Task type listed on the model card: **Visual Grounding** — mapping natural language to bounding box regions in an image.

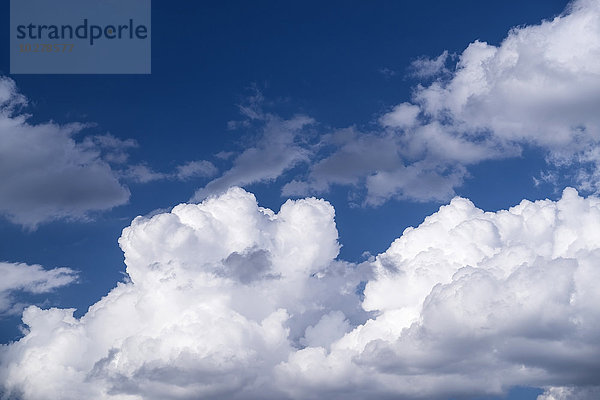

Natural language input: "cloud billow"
[0,77,219,228]
[0,77,130,228]
[205,0,600,206]
[1,187,600,399]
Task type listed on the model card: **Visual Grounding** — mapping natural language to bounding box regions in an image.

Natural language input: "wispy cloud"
[378,67,397,78]
[192,93,315,201]
[0,261,78,316]
[408,50,450,78]
[121,160,219,184]
[121,164,169,183]
[175,160,218,180]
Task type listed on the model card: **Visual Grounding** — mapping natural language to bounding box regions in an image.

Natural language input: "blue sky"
[2,1,600,399]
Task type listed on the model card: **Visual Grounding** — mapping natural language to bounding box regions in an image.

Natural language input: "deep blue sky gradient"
[0,2,572,398]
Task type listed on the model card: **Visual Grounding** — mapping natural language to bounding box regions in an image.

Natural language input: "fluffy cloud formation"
[0,188,368,400]
[0,262,78,316]
[2,187,600,399]
[404,0,600,191]
[0,77,130,228]
[276,187,600,399]
[412,0,600,148]
[271,0,600,204]
[0,77,219,227]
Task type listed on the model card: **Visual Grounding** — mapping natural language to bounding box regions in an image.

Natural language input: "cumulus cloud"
[391,0,600,197]
[2,187,600,399]
[0,77,217,227]
[0,187,368,400]
[276,0,600,204]
[275,187,600,399]
[0,262,78,316]
[411,1,600,149]
[0,77,131,228]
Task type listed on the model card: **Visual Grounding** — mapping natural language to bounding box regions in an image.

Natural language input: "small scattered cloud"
[121,164,169,183]
[227,86,267,130]
[215,150,235,160]
[0,261,78,316]
[82,133,139,164]
[408,50,450,78]
[192,92,315,201]
[175,160,218,180]
[378,67,397,78]
[122,161,219,184]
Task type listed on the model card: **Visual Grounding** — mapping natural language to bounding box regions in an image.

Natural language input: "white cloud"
[121,160,219,183]
[300,311,351,350]
[277,187,600,399]
[175,160,218,180]
[0,188,368,400]
[192,114,314,201]
[399,0,600,195]
[82,133,139,164]
[379,102,420,129]
[2,187,600,399]
[0,77,219,227]
[363,160,467,205]
[408,50,450,78]
[378,67,397,78]
[0,78,26,110]
[0,262,78,316]
[538,387,600,400]
[278,0,600,204]
[0,77,130,228]
[282,128,403,197]
[283,121,509,204]
[411,6,600,149]
[121,164,169,183]
[215,150,235,160]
